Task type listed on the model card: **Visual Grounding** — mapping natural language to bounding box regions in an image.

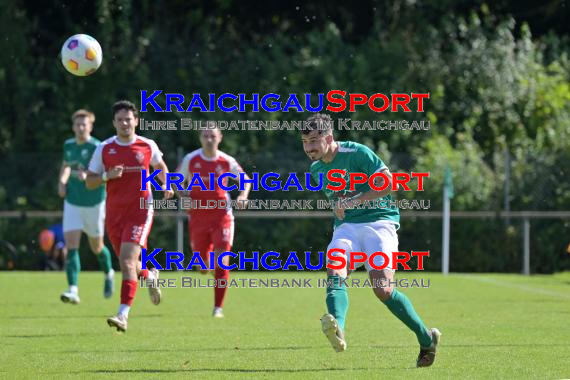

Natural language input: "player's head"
[38,229,55,253]
[112,100,138,139]
[200,121,222,152]
[71,109,95,142]
[301,113,334,161]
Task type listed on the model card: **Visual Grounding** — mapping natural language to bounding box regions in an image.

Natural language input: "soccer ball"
[60,34,103,76]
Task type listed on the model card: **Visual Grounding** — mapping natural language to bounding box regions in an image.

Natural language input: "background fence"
[1,149,569,273]
[1,0,569,274]
[1,207,569,274]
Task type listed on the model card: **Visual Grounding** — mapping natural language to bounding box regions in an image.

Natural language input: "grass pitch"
[1,271,569,379]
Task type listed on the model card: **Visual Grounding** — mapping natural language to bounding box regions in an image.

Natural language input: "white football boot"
[320,313,347,352]
[107,314,128,332]
[212,307,224,318]
[60,291,80,304]
[147,268,161,305]
[104,269,115,299]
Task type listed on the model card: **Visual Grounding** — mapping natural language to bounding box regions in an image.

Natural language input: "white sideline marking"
[457,275,570,300]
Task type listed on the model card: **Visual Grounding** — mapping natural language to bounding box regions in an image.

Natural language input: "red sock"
[214,266,229,308]
[120,280,138,306]
[139,269,149,279]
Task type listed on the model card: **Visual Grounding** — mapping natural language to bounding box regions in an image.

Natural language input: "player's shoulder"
[95,137,119,154]
[217,150,238,163]
[338,140,368,153]
[88,136,102,145]
[64,137,75,145]
[309,160,323,173]
[98,136,118,149]
[182,148,203,163]
[135,135,159,148]
[100,136,117,145]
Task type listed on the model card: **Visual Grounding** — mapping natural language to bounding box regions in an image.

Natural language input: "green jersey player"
[58,109,114,304]
[302,113,441,368]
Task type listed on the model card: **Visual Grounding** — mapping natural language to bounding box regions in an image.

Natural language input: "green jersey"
[63,137,105,207]
[309,141,400,228]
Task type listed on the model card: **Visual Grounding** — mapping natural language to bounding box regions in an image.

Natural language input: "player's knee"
[90,242,104,254]
[373,285,393,301]
[327,268,347,277]
[119,255,136,270]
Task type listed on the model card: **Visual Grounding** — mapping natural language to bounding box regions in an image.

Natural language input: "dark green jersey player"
[309,140,400,228]
[62,136,105,207]
[58,109,114,305]
[301,113,441,368]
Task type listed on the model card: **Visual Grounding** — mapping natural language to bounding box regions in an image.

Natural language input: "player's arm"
[151,159,174,199]
[347,167,392,205]
[351,145,393,204]
[333,146,392,220]
[85,166,124,189]
[174,155,191,198]
[146,141,174,199]
[58,162,71,198]
[175,175,188,198]
[85,143,123,189]
[333,168,392,220]
[230,158,251,209]
[234,173,252,209]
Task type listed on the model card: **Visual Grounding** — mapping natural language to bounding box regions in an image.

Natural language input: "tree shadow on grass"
[80,366,423,374]
[370,343,570,348]
[3,332,97,338]
[2,314,163,320]
[48,346,319,354]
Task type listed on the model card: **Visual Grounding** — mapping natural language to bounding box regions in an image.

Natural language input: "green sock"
[66,249,80,286]
[325,275,349,331]
[382,288,432,347]
[96,245,112,274]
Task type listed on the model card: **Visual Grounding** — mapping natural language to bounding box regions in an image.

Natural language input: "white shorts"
[63,200,105,237]
[326,220,399,272]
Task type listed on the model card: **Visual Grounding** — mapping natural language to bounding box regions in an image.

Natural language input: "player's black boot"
[416,328,441,367]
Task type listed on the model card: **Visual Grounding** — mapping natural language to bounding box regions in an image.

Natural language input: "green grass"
[1,271,569,379]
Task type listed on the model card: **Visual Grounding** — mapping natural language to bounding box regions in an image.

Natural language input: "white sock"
[69,285,78,294]
[106,269,114,280]
[118,304,130,318]
[147,269,156,281]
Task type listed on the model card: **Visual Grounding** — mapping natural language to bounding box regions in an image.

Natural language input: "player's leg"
[61,230,82,303]
[189,220,214,275]
[83,202,114,298]
[107,241,159,331]
[54,246,67,270]
[363,222,441,367]
[212,249,228,318]
[211,218,233,318]
[61,201,82,304]
[132,210,161,305]
[369,269,441,366]
[87,236,114,298]
[321,223,359,352]
[135,259,160,305]
[107,211,159,332]
[107,242,140,331]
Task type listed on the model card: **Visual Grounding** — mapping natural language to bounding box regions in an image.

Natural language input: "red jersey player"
[178,124,252,318]
[86,100,174,332]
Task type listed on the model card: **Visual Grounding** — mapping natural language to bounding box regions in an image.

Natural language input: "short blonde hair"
[71,109,95,123]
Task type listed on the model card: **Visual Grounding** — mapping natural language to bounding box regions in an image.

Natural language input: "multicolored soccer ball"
[60,34,103,76]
